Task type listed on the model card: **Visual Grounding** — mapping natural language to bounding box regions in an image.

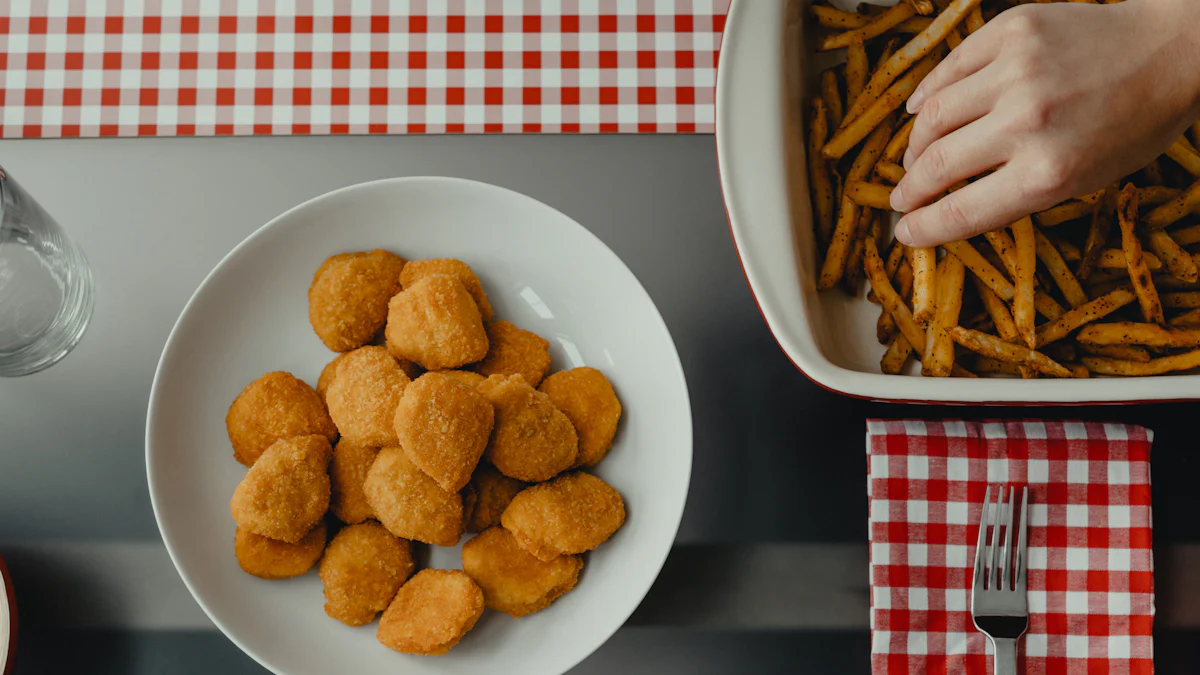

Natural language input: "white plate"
[146,177,692,675]
[716,0,1199,404]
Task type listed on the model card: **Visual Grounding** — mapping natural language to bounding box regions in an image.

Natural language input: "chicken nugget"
[320,521,415,626]
[501,472,625,561]
[234,521,327,580]
[377,569,484,656]
[395,372,494,492]
[434,369,487,389]
[308,249,407,352]
[230,435,332,543]
[330,438,379,524]
[538,367,622,467]
[461,526,582,617]
[462,465,525,533]
[478,375,577,482]
[363,447,463,546]
[400,258,494,321]
[315,353,350,406]
[385,275,489,370]
[226,371,337,466]
[325,346,410,446]
[473,321,552,386]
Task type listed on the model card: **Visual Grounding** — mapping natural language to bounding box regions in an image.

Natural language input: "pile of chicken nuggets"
[225,250,626,656]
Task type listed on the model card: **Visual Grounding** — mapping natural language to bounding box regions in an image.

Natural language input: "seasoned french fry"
[819,118,895,290]
[842,208,875,295]
[1045,233,1081,262]
[846,41,869,110]
[823,49,942,160]
[951,364,978,378]
[1080,344,1153,363]
[1033,227,1088,308]
[1034,199,1093,227]
[1137,185,1181,206]
[1011,218,1038,346]
[819,0,933,51]
[845,0,983,124]
[1068,364,1091,378]
[948,327,1073,378]
[1077,186,1117,281]
[923,254,965,377]
[942,240,1015,301]
[878,258,914,343]
[971,356,1023,377]
[1084,349,1200,376]
[965,4,984,32]
[1077,321,1200,348]
[1146,230,1199,283]
[821,69,844,130]
[1034,288,1137,346]
[911,246,938,326]
[1097,248,1163,271]
[865,231,926,352]
[944,24,964,50]
[881,333,914,374]
[1142,157,1165,185]
[1145,178,1200,231]
[844,180,894,209]
[1171,223,1200,246]
[973,276,1032,377]
[1118,184,1164,323]
[884,239,907,279]
[1165,137,1200,177]
[811,5,871,29]
[1040,341,1077,364]
[875,161,907,184]
[807,99,836,250]
[1169,307,1200,326]
[1162,292,1200,309]
[882,116,916,164]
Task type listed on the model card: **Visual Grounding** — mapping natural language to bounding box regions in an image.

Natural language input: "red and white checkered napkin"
[866,420,1155,675]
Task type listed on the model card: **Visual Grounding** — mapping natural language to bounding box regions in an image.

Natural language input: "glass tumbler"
[0,167,94,376]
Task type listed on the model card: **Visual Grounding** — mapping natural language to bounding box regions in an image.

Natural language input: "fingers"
[894,115,1010,213]
[903,65,1003,170]
[894,168,1035,247]
[906,19,1005,114]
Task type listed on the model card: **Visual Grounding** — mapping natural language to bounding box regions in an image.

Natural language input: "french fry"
[875,161,907,184]
[844,0,984,124]
[971,356,1023,377]
[819,0,934,51]
[881,333,914,374]
[1137,185,1181,206]
[1077,321,1200,348]
[1171,223,1200,246]
[878,258,914,343]
[944,24,964,50]
[1040,341,1077,364]
[846,41,869,109]
[819,118,895,291]
[1118,183,1164,323]
[1080,344,1153,363]
[1142,157,1165,185]
[1145,178,1200,231]
[844,180,895,209]
[948,327,1073,378]
[823,49,943,160]
[1068,364,1091,378]
[951,364,978,378]
[821,69,844,129]
[1034,199,1093,227]
[1077,186,1116,281]
[1169,307,1200,326]
[1162,292,1200,309]
[942,240,1015,301]
[1045,232,1081,262]
[1097,248,1163,271]
[842,208,876,295]
[1166,136,1200,177]
[865,230,926,352]
[1011,218,1037,346]
[884,239,907,279]
[1084,349,1200,376]
[808,99,836,250]
[986,227,1067,320]
[810,5,871,29]
[972,276,1033,377]
[882,116,916,164]
[911,246,938,326]
[1034,288,1137,346]
[923,254,965,377]
[1033,227,1088,308]
[1146,230,1199,283]
[965,4,985,32]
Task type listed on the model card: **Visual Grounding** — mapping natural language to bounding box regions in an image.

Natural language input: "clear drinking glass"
[0,167,94,376]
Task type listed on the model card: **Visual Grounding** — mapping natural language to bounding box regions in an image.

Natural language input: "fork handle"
[990,637,1018,675]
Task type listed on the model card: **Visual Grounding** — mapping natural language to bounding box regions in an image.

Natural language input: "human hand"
[891,0,1200,247]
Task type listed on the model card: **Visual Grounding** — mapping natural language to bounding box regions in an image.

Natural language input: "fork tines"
[974,484,1029,593]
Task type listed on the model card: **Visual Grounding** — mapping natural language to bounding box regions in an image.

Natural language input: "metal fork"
[971,485,1029,675]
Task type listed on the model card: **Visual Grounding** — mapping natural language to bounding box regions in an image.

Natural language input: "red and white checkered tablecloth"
[867,420,1155,675]
[0,0,729,138]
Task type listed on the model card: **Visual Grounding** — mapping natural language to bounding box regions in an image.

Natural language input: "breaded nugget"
[225,371,337,466]
[395,372,494,492]
[478,375,577,482]
[473,321,552,386]
[325,346,410,446]
[363,447,463,546]
[230,435,332,543]
[462,465,525,533]
[329,438,379,524]
[385,275,489,370]
[377,569,485,656]
[501,472,625,561]
[434,369,487,389]
[538,367,622,467]
[308,249,406,352]
[320,521,415,626]
[461,526,582,617]
[315,353,350,406]
[400,258,494,321]
[234,521,327,580]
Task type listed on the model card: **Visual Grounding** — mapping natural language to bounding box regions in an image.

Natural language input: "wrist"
[1134,0,1200,116]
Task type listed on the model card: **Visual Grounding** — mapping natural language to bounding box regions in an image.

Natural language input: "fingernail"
[906,85,925,114]
[902,147,915,170]
[890,183,905,212]
[895,219,913,246]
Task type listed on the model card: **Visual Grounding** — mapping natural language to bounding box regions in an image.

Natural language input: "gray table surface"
[1,134,1199,674]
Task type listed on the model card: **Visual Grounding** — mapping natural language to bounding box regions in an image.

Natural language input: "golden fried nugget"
[325,346,410,446]
[230,435,332,543]
[400,258,494,321]
[538,367,622,467]
[478,375,578,482]
[363,447,463,546]
[320,521,415,626]
[308,249,407,352]
[461,527,582,617]
[462,465,525,533]
[434,370,487,389]
[234,521,327,580]
[385,275,489,370]
[473,321,553,386]
[330,438,380,524]
[313,252,361,284]
[501,472,625,561]
[377,569,484,656]
[395,373,494,493]
[315,352,350,405]
[225,371,337,466]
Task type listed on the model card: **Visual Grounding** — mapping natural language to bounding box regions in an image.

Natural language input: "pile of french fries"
[807,0,1200,378]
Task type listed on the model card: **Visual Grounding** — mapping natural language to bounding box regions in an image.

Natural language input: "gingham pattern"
[0,0,728,138]
[867,420,1155,675]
